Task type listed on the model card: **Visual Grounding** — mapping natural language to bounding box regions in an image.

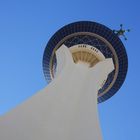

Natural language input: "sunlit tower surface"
[0,21,128,140]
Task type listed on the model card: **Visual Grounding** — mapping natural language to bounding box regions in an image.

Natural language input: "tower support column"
[0,45,114,140]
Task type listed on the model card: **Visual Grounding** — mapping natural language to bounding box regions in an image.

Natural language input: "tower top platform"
[43,21,128,103]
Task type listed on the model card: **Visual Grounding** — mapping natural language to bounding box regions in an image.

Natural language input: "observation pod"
[43,21,128,103]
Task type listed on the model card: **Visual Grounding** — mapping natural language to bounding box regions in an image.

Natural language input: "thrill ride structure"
[0,21,128,140]
[113,24,130,40]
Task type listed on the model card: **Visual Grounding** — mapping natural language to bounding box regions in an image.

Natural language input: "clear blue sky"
[0,0,139,139]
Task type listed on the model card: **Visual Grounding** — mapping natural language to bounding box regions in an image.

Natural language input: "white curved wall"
[0,45,114,140]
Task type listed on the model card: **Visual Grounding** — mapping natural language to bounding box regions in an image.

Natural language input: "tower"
[0,21,128,140]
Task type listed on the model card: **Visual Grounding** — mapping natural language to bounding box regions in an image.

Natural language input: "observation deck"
[43,21,128,103]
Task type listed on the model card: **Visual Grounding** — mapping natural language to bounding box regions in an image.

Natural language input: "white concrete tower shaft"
[0,45,114,140]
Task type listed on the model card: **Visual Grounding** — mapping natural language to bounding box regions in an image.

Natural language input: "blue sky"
[0,0,140,139]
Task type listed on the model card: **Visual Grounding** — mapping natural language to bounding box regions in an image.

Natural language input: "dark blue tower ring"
[43,21,128,103]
